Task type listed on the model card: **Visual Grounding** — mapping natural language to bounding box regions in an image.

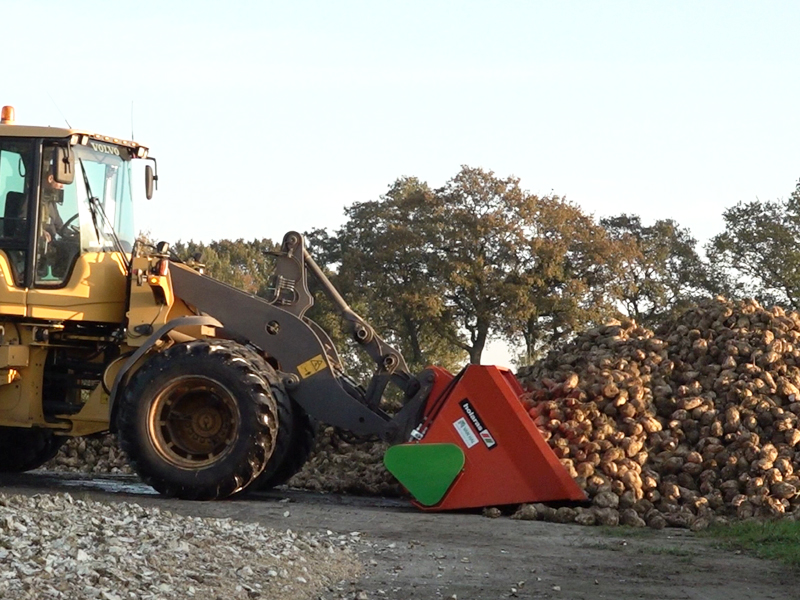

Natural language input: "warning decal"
[453,417,479,448]
[297,354,328,379]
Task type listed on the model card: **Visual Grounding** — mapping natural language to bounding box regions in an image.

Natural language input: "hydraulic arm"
[170,232,435,442]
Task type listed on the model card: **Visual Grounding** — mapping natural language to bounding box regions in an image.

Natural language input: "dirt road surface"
[2,472,798,600]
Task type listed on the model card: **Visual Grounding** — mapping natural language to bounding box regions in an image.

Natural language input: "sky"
[4,0,800,365]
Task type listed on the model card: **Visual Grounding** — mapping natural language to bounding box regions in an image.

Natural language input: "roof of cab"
[0,123,148,156]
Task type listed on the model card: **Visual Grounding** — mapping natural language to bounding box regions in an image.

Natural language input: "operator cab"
[0,106,156,322]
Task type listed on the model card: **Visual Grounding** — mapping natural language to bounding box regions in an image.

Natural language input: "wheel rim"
[147,375,240,469]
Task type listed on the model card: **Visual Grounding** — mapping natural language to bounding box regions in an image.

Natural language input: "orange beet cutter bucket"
[384,365,587,511]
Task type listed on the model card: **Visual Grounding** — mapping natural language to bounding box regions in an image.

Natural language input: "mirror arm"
[144,156,159,200]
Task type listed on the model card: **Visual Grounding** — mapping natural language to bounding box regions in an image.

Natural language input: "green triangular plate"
[384,443,465,506]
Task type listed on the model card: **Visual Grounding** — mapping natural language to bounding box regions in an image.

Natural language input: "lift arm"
[170,232,433,442]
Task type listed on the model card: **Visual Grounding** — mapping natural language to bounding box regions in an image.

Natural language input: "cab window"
[0,140,33,284]
[35,146,81,286]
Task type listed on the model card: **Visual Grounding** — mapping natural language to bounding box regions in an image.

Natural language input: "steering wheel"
[58,213,80,239]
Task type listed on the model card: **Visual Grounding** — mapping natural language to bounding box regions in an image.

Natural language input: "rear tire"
[116,339,278,500]
[0,427,65,472]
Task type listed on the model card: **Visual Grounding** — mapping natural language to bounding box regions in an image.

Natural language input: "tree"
[505,197,618,363]
[324,166,617,367]
[601,214,713,326]
[312,178,465,374]
[707,180,800,307]
[426,166,540,364]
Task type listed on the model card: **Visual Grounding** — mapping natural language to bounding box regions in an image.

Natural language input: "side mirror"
[145,165,154,200]
[53,146,74,185]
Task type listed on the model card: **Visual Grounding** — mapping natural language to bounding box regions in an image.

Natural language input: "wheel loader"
[0,106,585,508]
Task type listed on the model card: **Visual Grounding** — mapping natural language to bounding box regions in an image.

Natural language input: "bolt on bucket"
[384,365,587,511]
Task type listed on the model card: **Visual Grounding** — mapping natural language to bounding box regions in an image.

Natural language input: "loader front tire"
[252,397,316,490]
[0,427,65,472]
[116,340,278,500]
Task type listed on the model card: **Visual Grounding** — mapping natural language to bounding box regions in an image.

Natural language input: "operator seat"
[3,191,27,238]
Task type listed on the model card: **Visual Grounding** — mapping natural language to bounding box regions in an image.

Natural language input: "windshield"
[72,145,135,253]
[34,142,137,286]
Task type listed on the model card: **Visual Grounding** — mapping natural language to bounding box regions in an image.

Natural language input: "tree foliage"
[707,180,800,307]
[311,178,465,374]
[601,214,714,327]
[488,190,617,364]
[171,238,278,296]
[149,166,778,377]
[428,166,540,364]
[320,166,619,367]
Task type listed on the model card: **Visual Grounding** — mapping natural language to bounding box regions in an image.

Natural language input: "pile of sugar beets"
[511,296,800,529]
[47,297,800,529]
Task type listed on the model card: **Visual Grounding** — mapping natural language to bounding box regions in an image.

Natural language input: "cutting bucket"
[384,365,586,511]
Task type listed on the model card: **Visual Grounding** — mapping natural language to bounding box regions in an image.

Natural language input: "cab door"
[0,139,32,316]
[26,145,127,324]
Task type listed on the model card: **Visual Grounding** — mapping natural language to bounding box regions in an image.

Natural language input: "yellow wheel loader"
[0,106,585,508]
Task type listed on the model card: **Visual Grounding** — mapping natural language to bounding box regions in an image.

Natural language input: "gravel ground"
[0,492,361,600]
[3,474,800,600]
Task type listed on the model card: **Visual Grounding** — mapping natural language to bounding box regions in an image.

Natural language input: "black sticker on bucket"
[459,399,497,449]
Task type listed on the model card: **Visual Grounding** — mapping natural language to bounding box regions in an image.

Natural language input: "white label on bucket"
[453,417,479,448]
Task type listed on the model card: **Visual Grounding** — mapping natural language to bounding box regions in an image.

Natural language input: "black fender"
[107,315,223,431]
